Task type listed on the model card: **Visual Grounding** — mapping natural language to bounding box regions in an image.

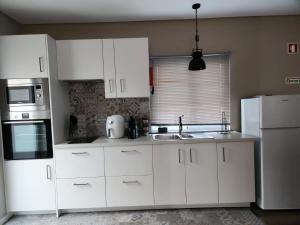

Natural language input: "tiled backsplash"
[69,81,150,138]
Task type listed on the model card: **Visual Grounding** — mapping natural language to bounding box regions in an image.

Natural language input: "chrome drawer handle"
[122,180,139,184]
[121,150,138,153]
[72,152,88,155]
[73,183,89,186]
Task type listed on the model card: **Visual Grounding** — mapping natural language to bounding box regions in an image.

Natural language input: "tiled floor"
[5,208,263,225]
[251,206,300,225]
[5,207,300,225]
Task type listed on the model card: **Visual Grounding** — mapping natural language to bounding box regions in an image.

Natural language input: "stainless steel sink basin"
[180,133,194,139]
[152,133,214,140]
[180,133,214,139]
[152,134,181,140]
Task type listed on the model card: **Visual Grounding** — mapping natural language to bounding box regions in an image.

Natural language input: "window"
[150,54,230,132]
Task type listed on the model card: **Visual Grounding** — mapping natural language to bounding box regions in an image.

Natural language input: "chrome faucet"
[178,115,184,135]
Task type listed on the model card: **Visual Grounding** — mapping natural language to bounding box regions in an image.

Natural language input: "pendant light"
[189,3,206,71]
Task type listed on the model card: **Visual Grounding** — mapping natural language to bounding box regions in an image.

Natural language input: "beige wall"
[19,16,300,130]
[0,12,19,35]
[0,11,19,220]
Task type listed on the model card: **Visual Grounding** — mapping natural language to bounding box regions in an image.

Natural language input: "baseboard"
[60,203,251,215]
[0,213,13,225]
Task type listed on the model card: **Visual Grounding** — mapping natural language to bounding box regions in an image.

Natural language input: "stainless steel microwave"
[0,78,50,120]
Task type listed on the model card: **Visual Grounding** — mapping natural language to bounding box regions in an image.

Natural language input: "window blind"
[150,54,230,125]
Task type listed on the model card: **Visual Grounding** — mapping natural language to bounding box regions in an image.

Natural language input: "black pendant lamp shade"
[189,3,206,71]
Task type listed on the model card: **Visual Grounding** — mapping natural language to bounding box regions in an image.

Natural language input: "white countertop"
[54,132,258,149]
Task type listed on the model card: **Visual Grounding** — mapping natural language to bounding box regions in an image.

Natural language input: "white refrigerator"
[241,94,300,209]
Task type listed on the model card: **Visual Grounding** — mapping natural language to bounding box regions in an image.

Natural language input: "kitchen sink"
[152,134,181,140]
[152,133,214,140]
[180,133,214,139]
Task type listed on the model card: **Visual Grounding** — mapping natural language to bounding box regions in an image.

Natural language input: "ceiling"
[0,0,300,24]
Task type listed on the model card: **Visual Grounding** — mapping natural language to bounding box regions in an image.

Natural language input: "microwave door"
[6,86,35,105]
[2,120,53,160]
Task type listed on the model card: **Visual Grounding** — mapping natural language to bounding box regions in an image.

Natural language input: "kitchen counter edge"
[54,132,257,149]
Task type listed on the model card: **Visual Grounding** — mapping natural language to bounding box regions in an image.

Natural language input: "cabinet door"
[217,142,255,204]
[4,159,55,212]
[185,143,218,204]
[153,144,186,205]
[0,35,48,79]
[103,39,117,98]
[57,39,103,80]
[114,38,150,98]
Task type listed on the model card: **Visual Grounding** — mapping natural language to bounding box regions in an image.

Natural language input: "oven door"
[6,85,35,105]
[2,119,53,160]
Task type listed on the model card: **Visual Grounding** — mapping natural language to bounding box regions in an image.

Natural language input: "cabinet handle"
[178,149,181,164]
[190,147,193,163]
[73,183,89,186]
[72,152,88,155]
[109,79,114,93]
[39,57,45,72]
[120,79,126,92]
[222,147,226,162]
[46,165,51,180]
[122,180,139,184]
[121,150,138,153]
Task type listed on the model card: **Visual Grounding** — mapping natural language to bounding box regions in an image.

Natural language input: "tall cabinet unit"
[103,38,150,98]
[0,34,49,79]
[0,34,61,214]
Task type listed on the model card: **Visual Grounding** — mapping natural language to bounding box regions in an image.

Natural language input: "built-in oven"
[2,119,53,160]
[0,78,50,120]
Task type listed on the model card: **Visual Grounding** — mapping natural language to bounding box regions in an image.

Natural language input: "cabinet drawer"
[104,145,152,176]
[55,147,104,178]
[57,177,106,209]
[106,175,154,207]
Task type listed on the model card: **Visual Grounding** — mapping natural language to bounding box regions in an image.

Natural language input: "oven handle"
[3,120,45,125]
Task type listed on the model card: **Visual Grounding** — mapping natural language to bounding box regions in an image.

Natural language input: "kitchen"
[0,1,300,225]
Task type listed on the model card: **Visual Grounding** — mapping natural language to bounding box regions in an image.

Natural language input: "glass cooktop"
[68,137,98,144]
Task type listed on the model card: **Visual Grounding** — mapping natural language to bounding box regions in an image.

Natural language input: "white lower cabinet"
[53,141,255,212]
[153,144,186,205]
[106,175,154,207]
[217,142,255,204]
[57,177,106,209]
[185,143,219,204]
[4,159,55,212]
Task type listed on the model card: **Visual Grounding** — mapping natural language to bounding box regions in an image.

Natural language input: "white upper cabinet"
[184,143,219,205]
[103,38,150,98]
[153,144,186,205]
[217,142,255,204]
[56,39,104,80]
[103,39,117,98]
[0,34,49,79]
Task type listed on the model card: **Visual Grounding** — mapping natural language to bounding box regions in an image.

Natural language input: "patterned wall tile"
[69,81,150,138]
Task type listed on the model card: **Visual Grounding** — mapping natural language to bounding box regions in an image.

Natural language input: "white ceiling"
[0,0,300,24]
